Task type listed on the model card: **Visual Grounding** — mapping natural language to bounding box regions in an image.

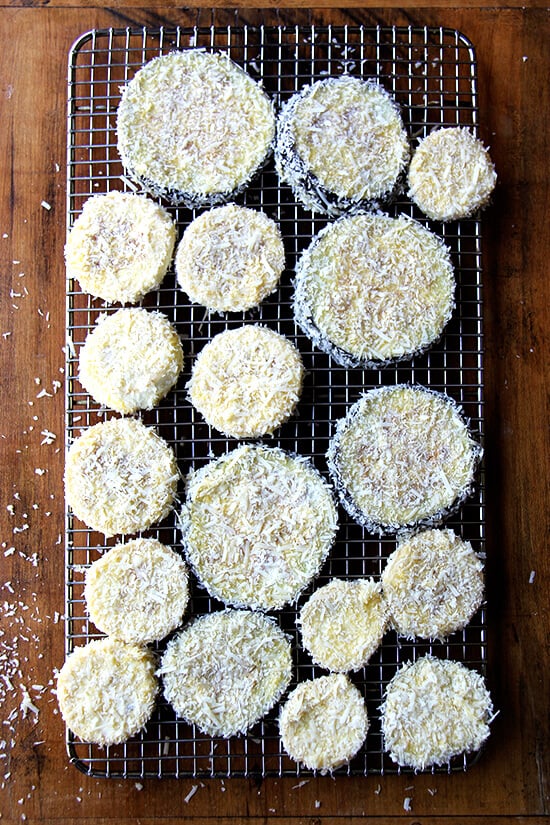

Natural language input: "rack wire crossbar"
[65,23,486,779]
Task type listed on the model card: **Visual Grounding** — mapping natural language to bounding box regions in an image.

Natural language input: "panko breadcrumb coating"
[382,528,484,639]
[381,655,494,769]
[117,50,275,207]
[187,325,304,438]
[279,673,369,773]
[327,385,482,535]
[276,76,409,216]
[408,127,497,221]
[78,308,183,414]
[180,444,338,611]
[85,538,189,644]
[56,637,158,745]
[65,417,179,537]
[160,609,292,737]
[65,191,176,304]
[294,212,455,367]
[299,578,388,672]
[175,204,285,312]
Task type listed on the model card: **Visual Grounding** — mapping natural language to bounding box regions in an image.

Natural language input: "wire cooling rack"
[65,24,486,778]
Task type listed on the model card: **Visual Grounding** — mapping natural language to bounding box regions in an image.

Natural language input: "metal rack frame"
[65,23,486,778]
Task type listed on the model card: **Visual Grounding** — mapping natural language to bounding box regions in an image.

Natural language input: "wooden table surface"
[0,2,548,823]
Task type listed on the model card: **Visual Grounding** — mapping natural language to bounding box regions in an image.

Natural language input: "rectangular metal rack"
[65,23,486,778]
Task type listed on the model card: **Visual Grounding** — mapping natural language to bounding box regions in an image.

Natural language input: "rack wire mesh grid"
[65,24,486,779]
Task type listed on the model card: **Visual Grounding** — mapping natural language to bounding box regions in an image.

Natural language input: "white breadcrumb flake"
[294,212,455,368]
[64,417,178,537]
[180,444,338,610]
[13,524,30,533]
[381,655,494,769]
[175,204,285,312]
[65,191,176,304]
[117,50,275,207]
[187,325,304,438]
[299,578,388,671]
[279,673,369,773]
[529,570,536,584]
[19,687,40,719]
[327,385,482,534]
[408,127,497,221]
[382,528,484,639]
[40,200,52,211]
[183,785,199,804]
[160,610,292,738]
[78,308,183,414]
[85,538,189,645]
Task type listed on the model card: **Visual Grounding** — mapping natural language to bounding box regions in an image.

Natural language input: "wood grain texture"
[1,0,549,8]
[0,5,548,823]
